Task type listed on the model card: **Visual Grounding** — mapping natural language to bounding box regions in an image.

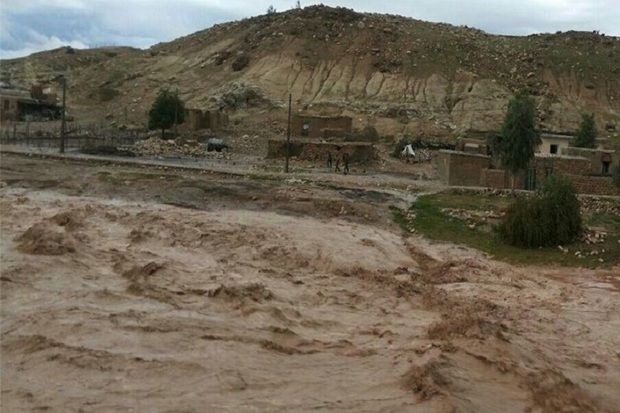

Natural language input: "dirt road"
[1,153,619,412]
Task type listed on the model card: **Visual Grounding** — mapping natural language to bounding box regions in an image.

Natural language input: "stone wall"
[267,139,377,163]
[479,164,619,196]
[565,174,620,196]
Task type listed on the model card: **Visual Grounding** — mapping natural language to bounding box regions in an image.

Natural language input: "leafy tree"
[574,113,597,148]
[498,175,582,248]
[148,89,185,139]
[486,132,503,168]
[266,5,277,14]
[294,0,301,9]
[500,92,540,191]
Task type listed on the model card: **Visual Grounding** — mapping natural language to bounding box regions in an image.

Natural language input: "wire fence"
[0,121,148,150]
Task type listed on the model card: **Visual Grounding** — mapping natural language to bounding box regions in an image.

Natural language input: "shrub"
[232,54,250,71]
[498,175,582,248]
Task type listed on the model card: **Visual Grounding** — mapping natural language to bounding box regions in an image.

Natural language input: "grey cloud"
[1,0,618,59]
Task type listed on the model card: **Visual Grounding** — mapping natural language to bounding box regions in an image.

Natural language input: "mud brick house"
[0,87,61,122]
[292,114,352,139]
[437,147,620,196]
[560,147,617,175]
[538,132,575,154]
[456,131,601,156]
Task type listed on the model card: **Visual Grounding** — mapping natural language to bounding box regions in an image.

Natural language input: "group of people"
[326,152,350,174]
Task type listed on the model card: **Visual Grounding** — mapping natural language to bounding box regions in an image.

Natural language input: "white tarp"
[401,144,415,157]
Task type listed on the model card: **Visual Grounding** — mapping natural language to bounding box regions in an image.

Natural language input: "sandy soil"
[1,153,619,413]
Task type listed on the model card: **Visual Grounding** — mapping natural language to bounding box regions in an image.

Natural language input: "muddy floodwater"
[1,154,619,412]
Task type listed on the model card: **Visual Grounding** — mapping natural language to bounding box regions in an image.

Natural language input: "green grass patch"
[395,190,620,268]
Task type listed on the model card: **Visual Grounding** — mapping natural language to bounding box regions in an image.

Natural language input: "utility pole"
[285,94,292,173]
[173,89,178,139]
[60,76,66,153]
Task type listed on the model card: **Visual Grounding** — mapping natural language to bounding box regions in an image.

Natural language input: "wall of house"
[183,109,229,131]
[437,150,491,186]
[455,138,488,155]
[185,109,205,130]
[533,155,591,178]
[0,96,19,121]
[560,147,618,175]
[291,115,353,139]
[322,128,349,140]
[479,169,526,189]
[480,169,508,189]
[538,137,571,154]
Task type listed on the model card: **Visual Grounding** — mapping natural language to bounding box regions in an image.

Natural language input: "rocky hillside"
[2,5,619,143]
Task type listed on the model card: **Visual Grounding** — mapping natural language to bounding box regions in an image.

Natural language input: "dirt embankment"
[1,155,619,412]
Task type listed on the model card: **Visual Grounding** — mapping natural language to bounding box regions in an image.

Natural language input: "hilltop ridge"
[1,5,619,142]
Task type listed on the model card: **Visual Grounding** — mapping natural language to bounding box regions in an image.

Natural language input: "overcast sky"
[1,0,619,59]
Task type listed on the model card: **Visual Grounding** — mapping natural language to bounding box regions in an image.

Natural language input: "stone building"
[0,87,61,121]
[437,147,619,196]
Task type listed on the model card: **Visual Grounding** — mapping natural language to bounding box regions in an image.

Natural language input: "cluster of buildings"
[266,114,379,163]
[438,132,619,196]
[0,84,61,122]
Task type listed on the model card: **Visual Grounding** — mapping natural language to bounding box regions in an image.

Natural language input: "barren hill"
[2,5,619,142]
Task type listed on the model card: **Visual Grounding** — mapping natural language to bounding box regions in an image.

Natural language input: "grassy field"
[393,190,620,268]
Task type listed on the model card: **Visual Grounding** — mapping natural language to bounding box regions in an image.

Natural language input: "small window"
[301,123,309,136]
[602,161,611,174]
[550,144,558,154]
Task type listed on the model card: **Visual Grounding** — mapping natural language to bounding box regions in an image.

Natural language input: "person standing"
[327,152,333,169]
[343,153,350,175]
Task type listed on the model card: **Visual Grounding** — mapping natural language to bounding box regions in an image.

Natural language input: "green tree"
[500,92,540,191]
[486,132,503,169]
[574,113,597,148]
[148,89,185,139]
[266,5,277,14]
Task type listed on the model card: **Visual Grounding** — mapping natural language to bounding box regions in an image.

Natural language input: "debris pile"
[131,137,231,158]
[441,208,503,228]
[582,227,609,245]
[579,197,620,216]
